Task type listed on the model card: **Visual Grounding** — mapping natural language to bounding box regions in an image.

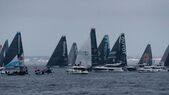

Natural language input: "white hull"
[0,67,4,70]
[66,66,89,74]
[137,66,167,73]
[66,69,89,74]
[0,67,5,74]
[93,66,124,72]
[137,67,154,73]
[0,70,5,74]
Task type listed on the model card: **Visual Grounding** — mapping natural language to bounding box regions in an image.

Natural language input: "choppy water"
[1,66,169,95]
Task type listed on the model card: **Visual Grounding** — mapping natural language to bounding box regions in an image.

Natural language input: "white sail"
[75,37,91,68]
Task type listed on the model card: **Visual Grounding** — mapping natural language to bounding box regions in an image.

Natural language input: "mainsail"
[107,33,127,67]
[68,42,78,66]
[0,40,8,67]
[46,36,68,67]
[90,28,98,66]
[138,44,152,66]
[98,35,110,65]
[160,45,169,67]
[3,32,24,68]
[75,37,92,68]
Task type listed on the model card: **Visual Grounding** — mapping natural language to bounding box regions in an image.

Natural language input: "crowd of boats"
[0,28,169,75]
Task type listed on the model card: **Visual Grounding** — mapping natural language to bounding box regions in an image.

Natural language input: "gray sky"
[0,0,169,57]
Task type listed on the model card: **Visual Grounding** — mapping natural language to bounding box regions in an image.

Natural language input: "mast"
[90,28,98,66]
[3,32,24,66]
[107,33,127,67]
[138,44,152,66]
[46,36,68,67]
[68,42,78,66]
[160,45,169,66]
[98,35,110,65]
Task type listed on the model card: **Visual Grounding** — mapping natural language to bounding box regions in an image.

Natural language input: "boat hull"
[66,69,88,74]
[126,66,137,71]
[137,66,168,73]
[92,66,124,72]
[66,66,89,74]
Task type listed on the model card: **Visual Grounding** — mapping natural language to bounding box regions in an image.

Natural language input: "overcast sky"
[0,0,169,57]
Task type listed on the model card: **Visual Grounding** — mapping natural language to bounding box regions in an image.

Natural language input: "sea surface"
[1,66,169,95]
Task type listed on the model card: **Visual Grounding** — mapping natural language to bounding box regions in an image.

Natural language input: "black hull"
[92,68,108,71]
[126,68,137,71]
[6,71,27,76]
[35,68,52,75]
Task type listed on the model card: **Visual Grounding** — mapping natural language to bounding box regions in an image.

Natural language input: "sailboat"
[136,44,159,72]
[3,32,28,75]
[97,35,110,65]
[107,33,127,67]
[90,28,98,66]
[0,40,8,73]
[67,35,92,74]
[137,44,168,72]
[138,44,152,66]
[136,44,153,72]
[93,33,127,72]
[92,35,111,71]
[35,36,68,75]
[106,33,127,71]
[0,40,8,67]
[160,45,169,67]
[155,45,169,72]
[68,42,78,66]
[46,36,68,67]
